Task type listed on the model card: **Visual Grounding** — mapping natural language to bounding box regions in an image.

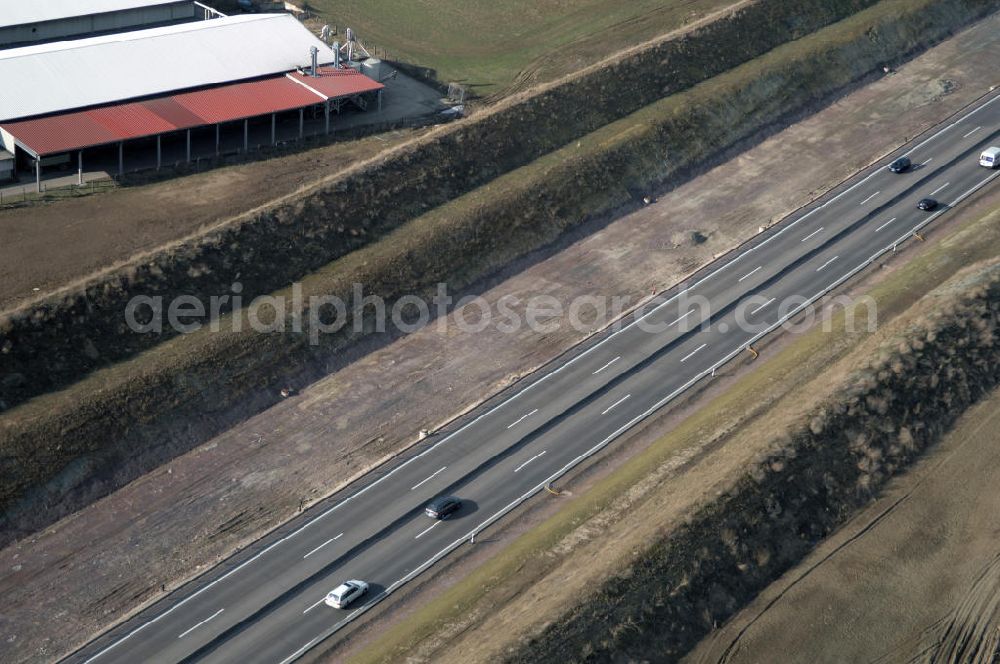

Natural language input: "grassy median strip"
[347,199,1000,663]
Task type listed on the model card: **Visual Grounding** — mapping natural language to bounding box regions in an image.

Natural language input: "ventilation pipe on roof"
[333,41,340,68]
[310,46,318,77]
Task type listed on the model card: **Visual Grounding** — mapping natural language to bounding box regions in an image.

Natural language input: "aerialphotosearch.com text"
[125,282,877,345]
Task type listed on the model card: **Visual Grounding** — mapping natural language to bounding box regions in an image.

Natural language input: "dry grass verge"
[344,200,1000,664]
[512,263,1000,662]
[0,0,883,408]
[2,0,995,543]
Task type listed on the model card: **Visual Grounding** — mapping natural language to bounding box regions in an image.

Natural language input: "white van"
[980,147,1000,169]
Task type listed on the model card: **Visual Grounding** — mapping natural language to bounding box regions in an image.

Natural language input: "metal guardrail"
[283,150,1000,664]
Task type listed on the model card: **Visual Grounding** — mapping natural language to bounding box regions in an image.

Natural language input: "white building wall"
[0,2,197,49]
[0,15,337,122]
[0,127,15,153]
[0,128,14,180]
[0,153,13,179]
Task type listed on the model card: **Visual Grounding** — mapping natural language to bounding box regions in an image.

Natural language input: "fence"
[0,109,450,209]
[0,177,117,208]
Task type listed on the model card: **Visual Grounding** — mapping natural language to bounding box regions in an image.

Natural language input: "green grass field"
[305,0,737,96]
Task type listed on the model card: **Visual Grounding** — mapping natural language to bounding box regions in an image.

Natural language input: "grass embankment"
[1,0,994,542]
[344,201,1000,664]
[305,0,737,96]
[1,0,881,410]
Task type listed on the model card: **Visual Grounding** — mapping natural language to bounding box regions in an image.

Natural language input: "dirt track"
[686,385,1000,664]
[2,12,1000,664]
[0,131,420,312]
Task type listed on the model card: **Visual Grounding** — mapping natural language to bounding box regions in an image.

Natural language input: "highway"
[65,88,1000,664]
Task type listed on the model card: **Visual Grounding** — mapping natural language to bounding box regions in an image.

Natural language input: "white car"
[325,580,369,609]
[980,146,1000,169]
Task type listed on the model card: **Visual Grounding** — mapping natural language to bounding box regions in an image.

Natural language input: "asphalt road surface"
[65,88,1000,664]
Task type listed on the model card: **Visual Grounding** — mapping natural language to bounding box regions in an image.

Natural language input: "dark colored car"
[917,198,938,211]
[425,495,461,519]
[888,156,911,173]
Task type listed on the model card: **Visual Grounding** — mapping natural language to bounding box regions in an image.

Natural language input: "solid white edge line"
[80,90,1000,664]
[278,158,1000,664]
[176,609,224,639]
[907,91,1000,157]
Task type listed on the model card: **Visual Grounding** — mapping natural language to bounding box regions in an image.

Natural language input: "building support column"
[299,108,304,138]
[35,158,41,193]
[324,101,330,134]
[118,142,124,177]
[244,119,249,152]
[271,113,276,145]
[186,129,191,162]
[156,135,162,170]
[215,124,220,155]
[378,89,383,112]
[78,150,83,185]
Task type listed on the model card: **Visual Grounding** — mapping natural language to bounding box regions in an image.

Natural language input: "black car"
[889,157,913,173]
[425,495,462,519]
[917,198,938,211]
[888,156,911,173]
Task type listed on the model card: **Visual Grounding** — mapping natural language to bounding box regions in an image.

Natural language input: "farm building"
[0,11,384,189]
[0,0,211,50]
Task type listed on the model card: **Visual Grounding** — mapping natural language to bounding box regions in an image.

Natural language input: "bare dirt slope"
[686,385,1000,664]
[342,192,1000,664]
[2,13,999,664]
[0,130,420,311]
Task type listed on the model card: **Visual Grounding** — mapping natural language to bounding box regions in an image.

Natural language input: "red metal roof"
[1,69,381,156]
[88,103,177,138]
[173,77,322,125]
[287,67,384,100]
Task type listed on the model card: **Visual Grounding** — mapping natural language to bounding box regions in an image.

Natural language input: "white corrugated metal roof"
[0,0,187,29]
[0,14,336,121]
